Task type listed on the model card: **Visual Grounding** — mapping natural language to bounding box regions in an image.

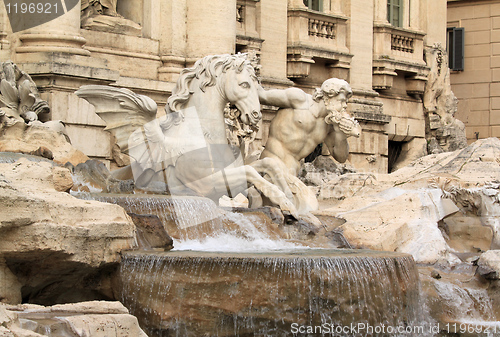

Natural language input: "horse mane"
[166,54,256,114]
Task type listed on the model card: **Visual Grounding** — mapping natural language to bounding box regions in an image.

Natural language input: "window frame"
[387,0,403,27]
[303,0,323,12]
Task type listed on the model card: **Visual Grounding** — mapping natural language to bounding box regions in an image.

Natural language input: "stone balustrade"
[391,33,414,53]
[236,0,263,69]
[286,7,351,79]
[372,24,428,92]
[308,19,335,39]
[237,4,244,23]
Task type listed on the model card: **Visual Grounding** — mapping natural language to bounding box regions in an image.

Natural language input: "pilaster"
[185,0,236,62]
[157,0,187,82]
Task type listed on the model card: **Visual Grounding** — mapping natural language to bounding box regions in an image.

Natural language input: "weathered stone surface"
[299,156,357,191]
[390,138,500,185]
[316,138,500,264]
[1,301,147,337]
[443,213,493,253]
[321,188,460,264]
[51,166,74,192]
[0,159,136,304]
[424,44,467,154]
[0,123,89,166]
[419,266,497,328]
[478,250,500,280]
[0,258,22,304]
[71,159,134,194]
[128,213,174,251]
[390,137,428,172]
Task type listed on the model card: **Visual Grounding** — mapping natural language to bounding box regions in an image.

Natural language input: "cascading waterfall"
[75,193,225,240]
[75,193,301,249]
[117,250,425,337]
[76,193,429,336]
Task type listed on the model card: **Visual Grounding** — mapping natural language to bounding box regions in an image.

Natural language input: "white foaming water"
[174,233,304,252]
[174,211,307,252]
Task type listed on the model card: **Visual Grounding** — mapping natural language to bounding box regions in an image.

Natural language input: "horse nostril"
[251,110,261,120]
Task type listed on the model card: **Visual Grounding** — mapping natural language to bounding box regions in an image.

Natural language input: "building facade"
[0,0,448,173]
[447,0,500,143]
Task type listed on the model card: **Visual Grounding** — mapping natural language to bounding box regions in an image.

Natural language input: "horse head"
[166,54,262,128]
[221,55,261,126]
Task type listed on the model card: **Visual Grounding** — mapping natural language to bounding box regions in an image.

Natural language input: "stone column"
[157,0,188,82]
[15,1,90,57]
[185,0,236,62]
[0,4,11,59]
[344,0,391,174]
[259,0,289,81]
[347,0,374,90]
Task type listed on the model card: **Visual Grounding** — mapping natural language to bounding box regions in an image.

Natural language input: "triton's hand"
[339,117,356,133]
[340,117,361,138]
[327,112,361,138]
[324,112,341,125]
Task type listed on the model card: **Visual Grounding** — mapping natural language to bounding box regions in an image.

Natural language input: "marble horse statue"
[76,54,298,216]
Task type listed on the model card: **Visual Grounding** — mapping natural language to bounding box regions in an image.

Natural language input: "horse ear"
[236,52,248,59]
[234,57,246,74]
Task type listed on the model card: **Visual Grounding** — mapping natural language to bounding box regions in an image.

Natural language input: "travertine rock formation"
[424,44,467,154]
[0,121,89,166]
[317,138,500,265]
[0,301,147,336]
[478,250,500,280]
[0,158,136,305]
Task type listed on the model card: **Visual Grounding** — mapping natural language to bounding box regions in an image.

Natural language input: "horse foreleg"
[219,165,299,218]
[249,158,293,200]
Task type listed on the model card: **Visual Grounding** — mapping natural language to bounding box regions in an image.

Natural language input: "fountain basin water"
[117,249,423,337]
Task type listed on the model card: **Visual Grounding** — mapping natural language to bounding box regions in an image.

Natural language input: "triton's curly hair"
[312,78,353,102]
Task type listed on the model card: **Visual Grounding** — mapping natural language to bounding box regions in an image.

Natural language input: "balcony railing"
[308,19,335,39]
[287,7,351,78]
[236,0,259,35]
[391,33,414,53]
[372,24,428,92]
[237,4,244,23]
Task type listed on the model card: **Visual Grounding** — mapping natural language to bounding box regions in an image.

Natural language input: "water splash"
[174,212,304,252]
[75,193,304,251]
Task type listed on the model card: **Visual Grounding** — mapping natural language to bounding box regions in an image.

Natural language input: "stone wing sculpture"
[75,85,157,154]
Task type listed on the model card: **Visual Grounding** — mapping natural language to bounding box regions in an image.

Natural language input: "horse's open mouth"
[242,110,261,126]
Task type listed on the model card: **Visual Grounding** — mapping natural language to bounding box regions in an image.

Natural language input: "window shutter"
[448,27,465,71]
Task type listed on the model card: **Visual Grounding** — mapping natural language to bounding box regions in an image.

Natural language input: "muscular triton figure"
[258,78,361,176]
